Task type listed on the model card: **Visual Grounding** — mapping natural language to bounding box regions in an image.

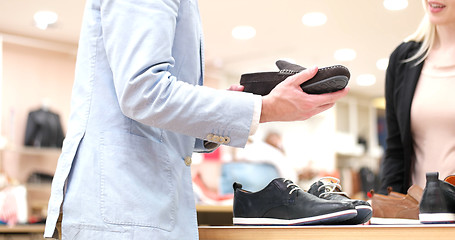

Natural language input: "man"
[44,0,348,239]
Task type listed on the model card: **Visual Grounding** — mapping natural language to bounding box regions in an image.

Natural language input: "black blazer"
[24,108,65,148]
[380,41,424,194]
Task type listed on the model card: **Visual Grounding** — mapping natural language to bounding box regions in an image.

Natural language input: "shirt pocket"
[99,131,176,232]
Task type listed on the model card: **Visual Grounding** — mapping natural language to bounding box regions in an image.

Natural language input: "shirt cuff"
[248,95,262,136]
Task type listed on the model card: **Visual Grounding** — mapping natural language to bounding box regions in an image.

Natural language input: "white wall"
[0,37,77,147]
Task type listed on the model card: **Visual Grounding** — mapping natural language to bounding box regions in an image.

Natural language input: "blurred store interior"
[0,0,424,227]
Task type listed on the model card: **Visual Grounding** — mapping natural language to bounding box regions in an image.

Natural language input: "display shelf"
[0,224,44,233]
[1,145,60,183]
[0,224,45,240]
[5,223,453,240]
[198,224,455,240]
[1,146,61,156]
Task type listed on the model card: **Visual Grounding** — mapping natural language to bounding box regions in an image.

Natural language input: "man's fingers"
[228,84,245,91]
[318,102,335,112]
[312,87,350,103]
[306,103,336,119]
[286,66,318,86]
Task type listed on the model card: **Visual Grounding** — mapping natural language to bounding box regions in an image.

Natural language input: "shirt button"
[219,137,226,144]
[212,135,220,142]
[184,156,192,166]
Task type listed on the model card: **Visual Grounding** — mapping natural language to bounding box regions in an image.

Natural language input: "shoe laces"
[317,177,348,198]
[283,179,302,195]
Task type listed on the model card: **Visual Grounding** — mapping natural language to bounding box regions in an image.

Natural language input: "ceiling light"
[34,10,58,30]
[356,74,376,86]
[301,12,327,27]
[232,25,256,40]
[376,58,389,70]
[333,48,356,62]
[383,0,408,11]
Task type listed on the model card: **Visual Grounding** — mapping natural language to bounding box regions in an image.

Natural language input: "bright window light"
[232,25,256,40]
[34,11,58,30]
[383,0,408,11]
[302,12,327,27]
[356,74,377,86]
[334,48,356,62]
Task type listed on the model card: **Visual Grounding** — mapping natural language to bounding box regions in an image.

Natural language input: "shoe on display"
[240,60,350,96]
[419,172,455,224]
[307,177,372,225]
[445,175,455,186]
[369,185,422,224]
[387,185,423,203]
[232,178,357,226]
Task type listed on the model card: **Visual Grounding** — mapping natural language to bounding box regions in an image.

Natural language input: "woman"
[381,0,455,193]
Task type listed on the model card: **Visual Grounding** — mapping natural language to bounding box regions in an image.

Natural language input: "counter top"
[198,224,455,240]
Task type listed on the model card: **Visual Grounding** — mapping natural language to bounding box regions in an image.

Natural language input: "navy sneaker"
[232,178,357,225]
[419,172,455,224]
[307,177,372,225]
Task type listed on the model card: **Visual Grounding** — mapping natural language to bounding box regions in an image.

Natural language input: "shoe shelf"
[199,224,455,240]
[1,145,60,183]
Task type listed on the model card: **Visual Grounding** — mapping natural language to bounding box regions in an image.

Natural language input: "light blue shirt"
[44,0,259,239]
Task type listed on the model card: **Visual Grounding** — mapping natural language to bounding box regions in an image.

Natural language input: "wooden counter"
[197,204,233,226]
[198,224,455,240]
[0,224,44,233]
[0,224,45,240]
[196,204,233,213]
[3,223,454,240]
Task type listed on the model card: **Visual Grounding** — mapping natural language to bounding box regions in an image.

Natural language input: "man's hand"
[260,66,349,123]
[227,84,244,92]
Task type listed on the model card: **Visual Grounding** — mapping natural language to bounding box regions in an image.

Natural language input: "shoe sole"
[369,217,421,225]
[356,205,373,222]
[233,209,357,226]
[301,75,349,94]
[419,213,455,224]
[338,205,372,225]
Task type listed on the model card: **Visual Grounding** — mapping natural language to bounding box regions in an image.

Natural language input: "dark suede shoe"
[240,60,350,95]
[232,178,357,225]
[308,177,372,225]
[419,172,455,224]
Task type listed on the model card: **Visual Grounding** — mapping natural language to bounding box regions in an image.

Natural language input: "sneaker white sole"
[369,217,421,225]
[233,209,357,226]
[419,213,455,224]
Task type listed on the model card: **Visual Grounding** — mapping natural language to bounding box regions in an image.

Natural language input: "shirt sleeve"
[249,95,262,136]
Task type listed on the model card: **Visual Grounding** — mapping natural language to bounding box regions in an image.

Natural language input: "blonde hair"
[403,0,436,64]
